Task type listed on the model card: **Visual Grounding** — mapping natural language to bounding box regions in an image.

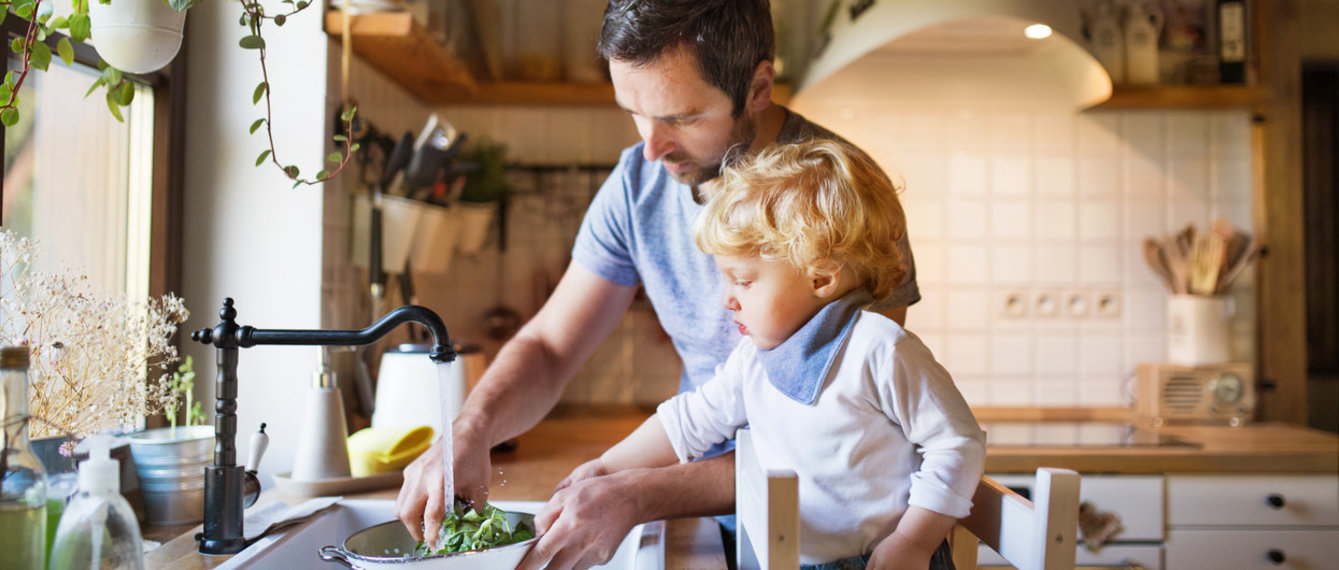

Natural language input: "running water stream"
[436,361,455,519]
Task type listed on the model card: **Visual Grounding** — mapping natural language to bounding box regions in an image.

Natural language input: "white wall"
[181,1,330,485]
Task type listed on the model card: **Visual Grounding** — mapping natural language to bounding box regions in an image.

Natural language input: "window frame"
[0,16,186,300]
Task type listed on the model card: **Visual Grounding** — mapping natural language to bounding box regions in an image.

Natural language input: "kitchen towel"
[244,496,343,542]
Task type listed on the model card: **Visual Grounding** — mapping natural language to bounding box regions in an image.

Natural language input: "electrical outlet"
[1034,291,1061,318]
[1094,290,1122,318]
[1064,291,1090,317]
[1000,291,1028,318]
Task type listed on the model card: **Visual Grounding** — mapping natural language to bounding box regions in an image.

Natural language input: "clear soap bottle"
[1,344,48,570]
[48,434,145,570]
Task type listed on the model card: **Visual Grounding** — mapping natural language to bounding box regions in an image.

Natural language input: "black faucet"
[190,298,455,555]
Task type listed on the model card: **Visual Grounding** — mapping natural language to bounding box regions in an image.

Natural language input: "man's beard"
[671,113,757,189]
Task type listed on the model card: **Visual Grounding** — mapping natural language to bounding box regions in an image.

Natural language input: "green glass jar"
[1,345,48,569]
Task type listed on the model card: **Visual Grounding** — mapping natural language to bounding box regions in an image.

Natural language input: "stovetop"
[980,421,1199,448]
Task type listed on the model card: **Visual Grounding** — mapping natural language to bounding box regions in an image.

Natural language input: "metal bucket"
[127,425,213,525]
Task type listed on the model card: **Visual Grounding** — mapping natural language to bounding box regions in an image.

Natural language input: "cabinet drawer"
[979,543,1163,569]
[1167,475,1339,527]
[1166,529,1339,568]
[991,473,1164,540]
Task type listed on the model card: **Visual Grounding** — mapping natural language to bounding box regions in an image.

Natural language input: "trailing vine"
[238,0,358,187]
[0,0,359,187]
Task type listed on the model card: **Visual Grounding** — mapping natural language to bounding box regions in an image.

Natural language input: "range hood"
[792,0,1112,110]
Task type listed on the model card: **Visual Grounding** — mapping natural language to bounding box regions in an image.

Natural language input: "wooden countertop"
[983,422,1339,474]
[143,409,1338,568]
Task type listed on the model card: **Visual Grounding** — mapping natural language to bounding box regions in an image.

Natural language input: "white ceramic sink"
[217,500,665,569]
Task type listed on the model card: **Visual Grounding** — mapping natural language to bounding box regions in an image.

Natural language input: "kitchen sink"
[216,500,665,569]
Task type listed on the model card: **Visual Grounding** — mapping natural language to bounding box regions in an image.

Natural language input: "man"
[395,2,920,568]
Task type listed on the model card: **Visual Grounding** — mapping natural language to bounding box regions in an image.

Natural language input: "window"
[3,58,156,299]
[1,19,183,300]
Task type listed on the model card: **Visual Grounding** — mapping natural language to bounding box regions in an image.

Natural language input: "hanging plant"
[0,0,358,187]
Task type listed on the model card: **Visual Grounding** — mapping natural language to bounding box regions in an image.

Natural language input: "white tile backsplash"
[380,99,1259,408]
[948,153,989,196]
[1034,155,1076,197]
[990,245,1033,284]
[1034,243,1079,283]
[1032,113,1075,151]
[946,245,989,284]
[946,199,989,240]
[796,104,1254,408]
[1077,113,1123,152]
[991,155,1032,197]
[991,202,1032,241]
[1077,156,1122,197]
[1034,200,1077,240]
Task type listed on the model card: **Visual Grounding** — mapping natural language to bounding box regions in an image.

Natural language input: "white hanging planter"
[89,0,188,74]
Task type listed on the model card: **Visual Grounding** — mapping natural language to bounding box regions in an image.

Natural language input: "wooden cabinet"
[1165,474,1339,568]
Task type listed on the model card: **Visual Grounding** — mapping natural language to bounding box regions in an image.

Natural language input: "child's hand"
[865,531,936,570]
[554,458,609,492]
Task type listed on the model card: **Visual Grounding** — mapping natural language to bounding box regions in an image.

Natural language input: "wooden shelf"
[1094,83,1269,109]
[440,81,617,106]
[325,11,794,107]
[325,11,616,106]
[325,11,476,102]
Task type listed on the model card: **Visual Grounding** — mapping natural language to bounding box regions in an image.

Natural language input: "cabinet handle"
[1266,549,1287,565]
[1265,493,1286,509]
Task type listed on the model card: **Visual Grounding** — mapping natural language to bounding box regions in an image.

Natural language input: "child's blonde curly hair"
[695,139,906,300]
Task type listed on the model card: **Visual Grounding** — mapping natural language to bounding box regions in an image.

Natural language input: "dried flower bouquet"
[0,229,189,439]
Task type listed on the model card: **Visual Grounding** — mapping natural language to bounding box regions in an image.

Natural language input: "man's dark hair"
[598,0,774,117]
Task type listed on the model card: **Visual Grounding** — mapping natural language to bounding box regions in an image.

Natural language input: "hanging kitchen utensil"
[482,190,522,341]
[353,132,415,418]
[399,258,428,344]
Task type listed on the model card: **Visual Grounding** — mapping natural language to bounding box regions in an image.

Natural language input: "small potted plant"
[127,355,214,525]
[454,137,510,256]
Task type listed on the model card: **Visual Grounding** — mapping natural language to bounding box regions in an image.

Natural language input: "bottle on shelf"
[0,345,49,569]
[1217,0,1247,83]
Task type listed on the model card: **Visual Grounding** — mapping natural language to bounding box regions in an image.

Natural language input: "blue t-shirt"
[571,109,920,395]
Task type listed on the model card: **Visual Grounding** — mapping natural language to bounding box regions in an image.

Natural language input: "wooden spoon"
[1142,237,1176,293]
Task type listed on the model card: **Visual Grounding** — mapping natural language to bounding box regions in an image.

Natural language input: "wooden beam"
[1254,0,1308,424]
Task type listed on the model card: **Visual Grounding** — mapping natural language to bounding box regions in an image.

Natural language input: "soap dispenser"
[49,434,145,570]
[291,347,352,481]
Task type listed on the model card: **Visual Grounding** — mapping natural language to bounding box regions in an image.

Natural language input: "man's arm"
[456,263,639,445]
[397,263,638,542]
[521,452,736,570]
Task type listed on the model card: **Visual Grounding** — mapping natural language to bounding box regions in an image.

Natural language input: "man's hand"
[553,458,609,493]
[518,470,642,570]
[394,428,495,548]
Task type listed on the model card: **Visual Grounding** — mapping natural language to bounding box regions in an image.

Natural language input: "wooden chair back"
[949,467,1082,570]
[735,428,799,570]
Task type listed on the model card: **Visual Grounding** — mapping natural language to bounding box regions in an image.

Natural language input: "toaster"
[1135,362,1255,426]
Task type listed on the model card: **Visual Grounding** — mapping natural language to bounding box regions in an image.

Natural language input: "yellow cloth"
[347,425,435,477]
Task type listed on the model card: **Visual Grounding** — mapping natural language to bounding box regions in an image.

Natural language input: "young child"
[569,139,985,569]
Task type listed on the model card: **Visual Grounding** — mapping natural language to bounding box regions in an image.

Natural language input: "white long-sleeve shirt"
[657,310,986,565]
